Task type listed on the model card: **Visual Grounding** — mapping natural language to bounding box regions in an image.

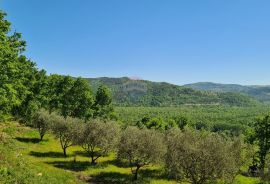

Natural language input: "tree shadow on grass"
[46,160,91,172]
[29,151,66,158]
[102,159,130,168]
[46,159,110,172]
[86,169,168,184]
[73,150,89,157]
[87,172,134,184]
[140,168,167,180]
[74,151,131,168]
[15,137,41,143]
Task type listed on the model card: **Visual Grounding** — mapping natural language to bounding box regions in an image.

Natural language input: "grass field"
[0,121,261,184]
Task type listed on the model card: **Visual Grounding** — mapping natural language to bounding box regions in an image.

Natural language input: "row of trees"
[20,74,115,124]
[137,113,270,182]
[136,115,244,136]
[0,10,39,121]
[33,110,119,159]
[33,110,244,183]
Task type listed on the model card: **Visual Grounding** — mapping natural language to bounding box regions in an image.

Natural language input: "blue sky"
[1,0,270,85]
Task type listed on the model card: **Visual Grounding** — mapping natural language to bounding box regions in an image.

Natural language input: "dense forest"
[185,82,270,104]
[2,9,270,184]
[87,77,261,107]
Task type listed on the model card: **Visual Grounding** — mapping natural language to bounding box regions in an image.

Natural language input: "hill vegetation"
[185,82,270,104]
[115,106,270,134]
[87,77,261,107]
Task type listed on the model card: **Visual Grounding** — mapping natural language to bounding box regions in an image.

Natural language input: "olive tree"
[118,126,166,180]
[51,114,82,157]
[166,128,243,184]
[77,120,120,164]
[32,109,51,141]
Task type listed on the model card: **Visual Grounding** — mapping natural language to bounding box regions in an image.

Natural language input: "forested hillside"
[185,82,270,104]
[87,77,261,107]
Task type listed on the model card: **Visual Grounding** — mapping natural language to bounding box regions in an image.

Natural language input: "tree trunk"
[91,155,96,165]
[63,147,67,157]
[134,165,140,180]
[40,134,44,141]
[259,156,265,176]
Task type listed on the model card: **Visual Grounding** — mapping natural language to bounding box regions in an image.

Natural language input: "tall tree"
[16,69,49,123]
[251,115,270,174]
[93,85,114,119]
[0,11,40,121]
[47,76,94,120]
[57,76,75,118]
[64,78,93,121]
[46,75,74,116]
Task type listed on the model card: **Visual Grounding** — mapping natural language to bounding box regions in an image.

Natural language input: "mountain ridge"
[184,82,270,104]
[85,77,261,107]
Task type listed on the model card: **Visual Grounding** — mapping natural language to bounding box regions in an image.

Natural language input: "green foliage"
[32,109,51,141]
[146,117,166,131]
[166,119,177,130]
[46,75,97,121]
[77,120,120,164]
[17,69,49,124]
[116,106,270,136]
[250,115,270,172]
[166,128,243,184]
[94,85,112,106]
[136,116,177,131]
[50,114,83,157]
[87,77,261,107]
[174,116,188,130]
[212,122,245,136]
[64,78,94,120]
[185,82,270,104]
[93,85,114,119]
[0,11,45,121]
[192,121,209,130]
[118,126,166,180]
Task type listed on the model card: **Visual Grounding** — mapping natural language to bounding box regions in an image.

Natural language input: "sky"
[1,0,270,85]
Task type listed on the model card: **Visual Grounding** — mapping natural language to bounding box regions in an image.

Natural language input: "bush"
[166,128,243,184]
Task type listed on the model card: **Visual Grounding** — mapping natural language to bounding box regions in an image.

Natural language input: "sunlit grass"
[0,121,261,184]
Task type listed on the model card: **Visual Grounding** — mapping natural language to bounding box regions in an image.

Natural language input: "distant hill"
[184,82,270,104]
[86,77,260,107]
